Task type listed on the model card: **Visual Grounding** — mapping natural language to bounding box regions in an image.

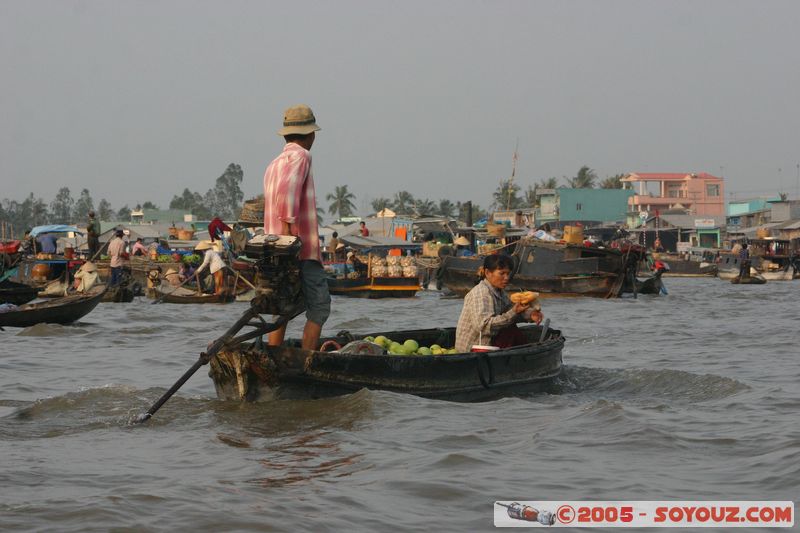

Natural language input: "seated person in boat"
[131,238,148,257]
[164,267,182,287]
[453,235,475,257]
[72,261,99,293]
[194,240,226,295]
[346,251,368,277]
[455,254,543,353]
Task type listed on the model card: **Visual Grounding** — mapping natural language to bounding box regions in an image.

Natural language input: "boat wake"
[13,322,91,337]
[554,365,749,403]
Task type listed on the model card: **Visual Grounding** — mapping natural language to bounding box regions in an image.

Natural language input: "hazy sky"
[2,0,800,214]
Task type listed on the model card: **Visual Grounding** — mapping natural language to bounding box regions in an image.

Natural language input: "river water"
[0,278,797,531]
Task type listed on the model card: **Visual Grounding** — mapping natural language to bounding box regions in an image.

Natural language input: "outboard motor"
[244,234,303,316]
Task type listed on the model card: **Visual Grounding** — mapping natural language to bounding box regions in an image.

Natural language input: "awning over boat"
[340,235,422,250]
[29,225,83,237]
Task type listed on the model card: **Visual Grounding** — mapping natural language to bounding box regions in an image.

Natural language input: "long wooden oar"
[134,308,286,423]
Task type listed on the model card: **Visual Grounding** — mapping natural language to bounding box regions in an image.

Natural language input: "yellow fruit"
[510,291,539,305]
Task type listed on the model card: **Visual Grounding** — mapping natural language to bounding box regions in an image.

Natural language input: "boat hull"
[0,285,107,328]
[0,279,38,305]
[208,325,563,402]
[152,287,235,304]
[438,240,646,298]
[327,275,419,298]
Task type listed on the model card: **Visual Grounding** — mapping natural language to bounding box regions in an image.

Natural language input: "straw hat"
[165,268,179,277]
[81,261,97,273]
[336,242,345,250]
[195,240,213,251]
[277,104,321,136]
[347,251,354,259]
[454,236,471,246]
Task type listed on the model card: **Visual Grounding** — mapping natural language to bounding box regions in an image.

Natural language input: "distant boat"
[326,235,421,299]
[438,238,655,298]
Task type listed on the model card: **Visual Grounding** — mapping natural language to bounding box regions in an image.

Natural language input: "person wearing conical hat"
[73,261,99,293]
[164,267,182,288]
[454,235,475,257]
[263,104,330,350]
[194,240,227,295]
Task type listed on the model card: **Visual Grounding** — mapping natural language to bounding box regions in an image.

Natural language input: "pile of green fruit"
[363,336,458,355]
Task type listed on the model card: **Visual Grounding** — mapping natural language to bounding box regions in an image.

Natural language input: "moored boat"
[326,235,421,299]
[209,323,563,402]
[0,279,39,305]
[652,250,718,277]
[152,285,235,304]
[438,237,650,298]
[0,284,107,328]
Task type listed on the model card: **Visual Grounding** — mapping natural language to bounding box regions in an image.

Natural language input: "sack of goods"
[510,291,541,311]
[388,265,403,277]
[347,271,361,279]
[370,256,387,267]
[372,265,387,277]
[386,256,400,266]
[400,256,413,268]
[402,266,418,278]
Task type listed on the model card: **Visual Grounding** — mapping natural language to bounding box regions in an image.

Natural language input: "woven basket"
[239,198,264,227]
[177,229,195,240]
[487,223,506,237]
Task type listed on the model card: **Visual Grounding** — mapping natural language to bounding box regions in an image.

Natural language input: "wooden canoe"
[0,284,107,328]
[0,279,39,306]
[209,324,563,402]
[152,286,235,304]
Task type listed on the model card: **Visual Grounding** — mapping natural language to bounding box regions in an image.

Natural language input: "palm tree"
[316,206,325,223]
[599,174,625,189]
[371,197,392,213]
[438,199,456,218]
[492,179,522,210]
[567,166,597,188]
[537,177,560,189]
[326,185,356,219]
[414,199,437,216]
[523,185,536,207]
[392,191,415,214]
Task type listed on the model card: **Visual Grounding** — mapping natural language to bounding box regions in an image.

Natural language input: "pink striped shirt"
[263,142,321,262]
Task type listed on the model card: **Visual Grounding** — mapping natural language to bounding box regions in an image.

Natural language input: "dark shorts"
[300,260,331,326]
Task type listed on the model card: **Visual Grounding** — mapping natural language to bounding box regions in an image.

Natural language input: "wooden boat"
[0,284,106,328]
[0,279,39,305]
[209,324,563,402]
[102,284,135,303]
[152,285,235,304]
[652,250,718,277]
[718,240,798,281]
[327,274,420,298]
[731,273,767,284]
[438,238,650,298]
[325,235,421,298]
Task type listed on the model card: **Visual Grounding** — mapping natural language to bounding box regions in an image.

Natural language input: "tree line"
[325,166,625,222]
[0,164,244,238]
[1,163,623,238]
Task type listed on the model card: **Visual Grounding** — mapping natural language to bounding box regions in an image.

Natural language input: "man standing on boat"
[263,104,330,351]
[86,211,100,259]
[738,242,750,279]
[108,229,126,286]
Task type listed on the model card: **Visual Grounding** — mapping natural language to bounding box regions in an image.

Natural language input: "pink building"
[621,172,725,217]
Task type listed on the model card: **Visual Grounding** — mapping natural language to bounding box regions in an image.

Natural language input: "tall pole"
[796,163,799,200]
[506,140,518,211]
